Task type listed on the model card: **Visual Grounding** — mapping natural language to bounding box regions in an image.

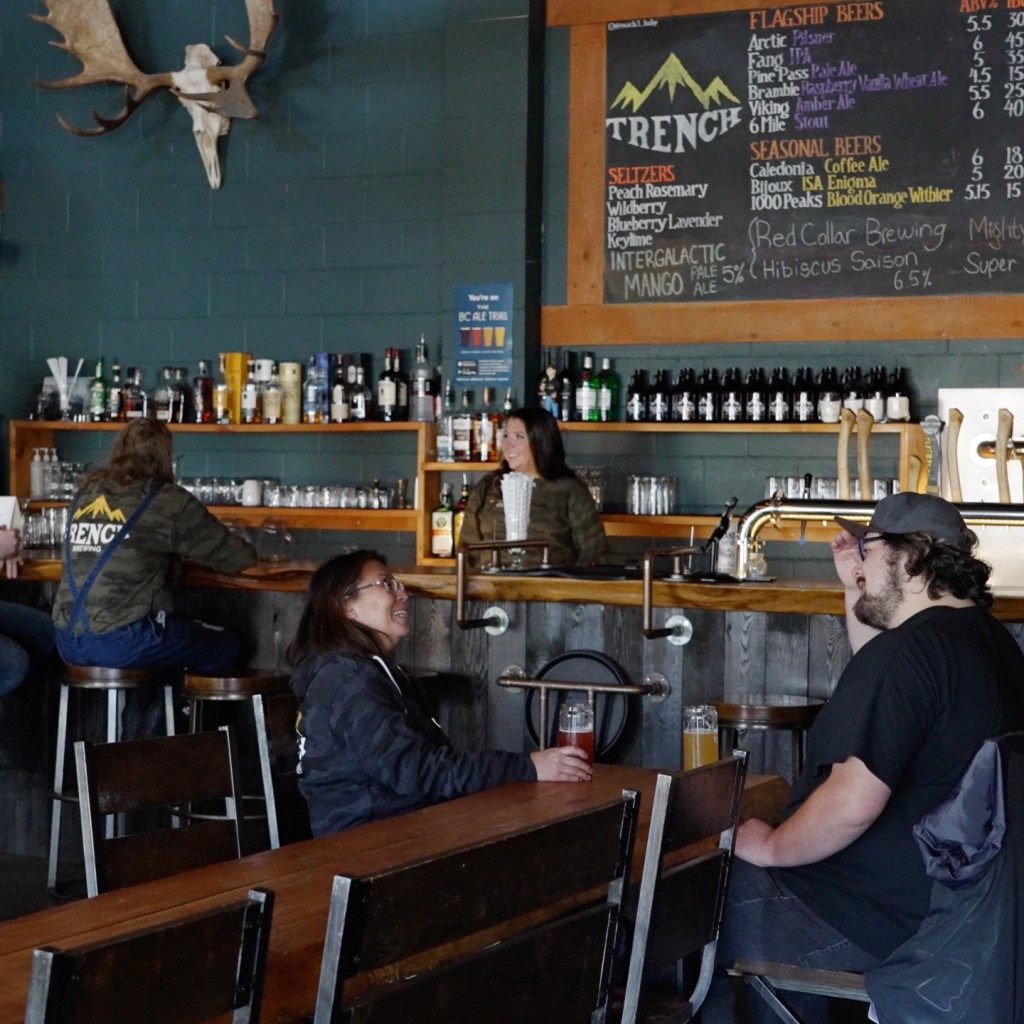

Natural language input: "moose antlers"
[31,0,278,133]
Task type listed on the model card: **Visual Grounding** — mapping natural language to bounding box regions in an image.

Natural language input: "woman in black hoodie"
[288,549,591,835]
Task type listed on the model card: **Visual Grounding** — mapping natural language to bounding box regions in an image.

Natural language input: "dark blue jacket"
[291,650,536,835]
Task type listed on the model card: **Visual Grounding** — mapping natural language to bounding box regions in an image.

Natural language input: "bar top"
[15,553,1024,620]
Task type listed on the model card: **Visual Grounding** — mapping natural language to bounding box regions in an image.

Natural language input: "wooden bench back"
[314,790,640,1023]
[25,888,274,1024]
[75,727,243,896]
[621,753,748,1024]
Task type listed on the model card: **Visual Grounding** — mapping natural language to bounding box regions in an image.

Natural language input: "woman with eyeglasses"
[287,548,592,836]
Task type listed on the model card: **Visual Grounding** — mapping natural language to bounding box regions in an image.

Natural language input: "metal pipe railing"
[455,539,551,631]
[642,547,699,643]
[735,497,1024,579]
[495,674,670,749]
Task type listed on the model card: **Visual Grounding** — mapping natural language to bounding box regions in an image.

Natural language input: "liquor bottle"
[720,367,744,423]
[123,368,149,420]
[673,368,697,422]
[393,348,410,421]
[303,356,322,424]
[792,366,817,424]
[558,351,575,423]
[745,368,767,423]
[214,353,233,425]
[107,359,124,422]
[240,359,261,424]
[263,362,283,424]
[376,348,398,421]
[625,370,648,423]
[648,369,670,423]
[575,353,599,422]
[697,368,720,422]
[349,366,373,421]
[886,367,911,422]
[435,379,456,462]
[453,474,470,548]
[409,335,435,422]
[817,366,842,424]
[154,366,176,422]
[597,357,620,422]
[475,387,500,462]
[864,366,887,422]
[193,359,214,424]
[430,483,455,558]
[767,367,791,423]
[841,366,864,413]
[452,390,475,462]
[497,388,514,451]
[88,358,107,422]
[329,363,349,423]
[174,367,195,424]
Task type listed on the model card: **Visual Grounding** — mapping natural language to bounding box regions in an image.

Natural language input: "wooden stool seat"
[183,670,291,702]
[712,695,824,780]
[49,662,179,898]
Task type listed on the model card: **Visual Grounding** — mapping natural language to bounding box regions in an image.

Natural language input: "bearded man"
[702,492,1024,1024]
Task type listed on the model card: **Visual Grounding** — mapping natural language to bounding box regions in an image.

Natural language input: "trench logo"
[69,494,127,551]
[73,495,125,522]
[607,54,743,154]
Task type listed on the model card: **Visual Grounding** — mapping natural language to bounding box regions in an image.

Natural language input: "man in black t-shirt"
[702,492,1024,1024]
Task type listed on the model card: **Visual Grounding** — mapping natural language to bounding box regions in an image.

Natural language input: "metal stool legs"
[48,675,176,898]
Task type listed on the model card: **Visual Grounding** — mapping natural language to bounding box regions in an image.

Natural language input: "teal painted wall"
[1,3,1021,570]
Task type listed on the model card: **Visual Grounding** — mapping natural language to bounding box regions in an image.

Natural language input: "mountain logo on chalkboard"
[610,54,740,113]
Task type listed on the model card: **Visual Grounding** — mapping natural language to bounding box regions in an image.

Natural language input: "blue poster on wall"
[453,283,513,390]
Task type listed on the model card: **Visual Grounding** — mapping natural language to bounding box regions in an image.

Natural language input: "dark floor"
[0,853,71,922]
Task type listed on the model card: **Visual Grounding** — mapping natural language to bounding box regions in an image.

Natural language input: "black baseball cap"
[835,492,968,547]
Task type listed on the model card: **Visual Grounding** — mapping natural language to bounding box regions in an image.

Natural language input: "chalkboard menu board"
[603,2,1024,304]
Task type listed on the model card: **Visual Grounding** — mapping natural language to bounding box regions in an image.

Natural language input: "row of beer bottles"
[621,364,911,425]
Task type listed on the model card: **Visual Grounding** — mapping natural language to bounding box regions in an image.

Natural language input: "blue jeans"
[0,600,57,698]
[700,860,881,1024]
[55,614,241,737]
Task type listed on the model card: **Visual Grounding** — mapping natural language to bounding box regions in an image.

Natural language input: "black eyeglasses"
[857,535,887,561]
[349,575,405,595]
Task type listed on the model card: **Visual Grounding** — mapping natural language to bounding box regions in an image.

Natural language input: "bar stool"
[48,663,178,898]
[182,669,291,850]
[712,695,824,780]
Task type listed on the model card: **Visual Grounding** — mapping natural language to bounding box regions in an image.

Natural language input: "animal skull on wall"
[31,0,279,189]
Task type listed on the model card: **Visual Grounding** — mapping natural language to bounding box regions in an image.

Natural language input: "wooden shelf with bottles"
[8,419,426,537]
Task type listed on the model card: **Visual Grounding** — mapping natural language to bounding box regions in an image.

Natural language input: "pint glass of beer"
[683,705,719,770]
[558,701,595,766]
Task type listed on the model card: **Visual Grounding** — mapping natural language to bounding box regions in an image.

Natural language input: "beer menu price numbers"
[603,1,1024,304]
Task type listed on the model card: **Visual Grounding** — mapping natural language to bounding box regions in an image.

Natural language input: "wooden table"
[0,765,787,1024]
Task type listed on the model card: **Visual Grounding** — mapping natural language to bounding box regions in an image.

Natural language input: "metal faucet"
[736,497,1024,579]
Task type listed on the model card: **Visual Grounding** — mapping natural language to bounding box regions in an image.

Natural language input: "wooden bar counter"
[16,553,1024,620]
[0,765,788,1024]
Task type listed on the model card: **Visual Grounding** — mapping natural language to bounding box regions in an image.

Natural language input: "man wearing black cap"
[703,492,1024,1024]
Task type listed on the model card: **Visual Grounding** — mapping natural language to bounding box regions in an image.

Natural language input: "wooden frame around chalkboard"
[543,0,1024,344]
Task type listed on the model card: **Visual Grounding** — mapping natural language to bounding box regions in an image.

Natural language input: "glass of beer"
[558,701,595,766]
[683,704,719,770]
